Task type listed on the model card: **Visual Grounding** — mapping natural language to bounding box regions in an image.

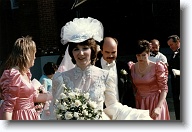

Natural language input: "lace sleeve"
[52,72,64,104]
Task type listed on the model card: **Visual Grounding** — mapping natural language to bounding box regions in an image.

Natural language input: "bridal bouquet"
[54,84,102,120]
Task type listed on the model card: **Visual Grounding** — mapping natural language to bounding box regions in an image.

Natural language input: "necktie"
[150,53,157,57]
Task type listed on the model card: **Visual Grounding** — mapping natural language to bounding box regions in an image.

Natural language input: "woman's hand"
[0,88,2,100]
[46,92,53,101]
[151,107,161,119]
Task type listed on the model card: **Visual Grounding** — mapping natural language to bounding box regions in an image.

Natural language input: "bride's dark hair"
[68,38,98,65]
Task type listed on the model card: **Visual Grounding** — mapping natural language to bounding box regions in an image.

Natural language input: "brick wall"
[37,0,59,56]
[0,0,180,62]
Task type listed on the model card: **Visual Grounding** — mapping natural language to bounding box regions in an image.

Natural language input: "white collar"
[101,57,116,68]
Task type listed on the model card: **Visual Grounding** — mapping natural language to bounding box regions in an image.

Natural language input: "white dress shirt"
[100,57,119,101]
[148,52,167,64]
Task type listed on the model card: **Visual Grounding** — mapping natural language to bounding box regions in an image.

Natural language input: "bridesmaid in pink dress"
[0,36,52,120]
[128,40,170,120]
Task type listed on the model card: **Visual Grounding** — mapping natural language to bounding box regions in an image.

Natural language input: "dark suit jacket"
[95,59,136,108]
[168,48,180,95]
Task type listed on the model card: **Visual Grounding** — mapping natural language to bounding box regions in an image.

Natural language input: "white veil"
[57,45,75,72]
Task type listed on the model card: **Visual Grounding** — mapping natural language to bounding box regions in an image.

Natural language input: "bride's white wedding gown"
[49,65,152,120]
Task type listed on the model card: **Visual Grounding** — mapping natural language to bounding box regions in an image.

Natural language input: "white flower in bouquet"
[79,117,84,120]
[55,99,59,105]
[74,100,82,107]
[88,100,97,108]
[68,92,76,99]
[83,110,88,116]
[57,114,62,120]
[84,93,90,99]
[60,93,67,99]
[88,113,92,117]
[82,104,87,109]
[61,84,66,88]
[55,84,102,120]
[74,88,81,93]
[74,112,79,118]
[65,112,73,120]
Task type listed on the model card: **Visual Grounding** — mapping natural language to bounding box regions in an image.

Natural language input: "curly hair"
[135,39,150,54]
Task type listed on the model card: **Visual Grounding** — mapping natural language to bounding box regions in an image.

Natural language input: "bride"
[49,17,152,120]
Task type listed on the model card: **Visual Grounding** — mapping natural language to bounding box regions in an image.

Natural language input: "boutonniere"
[173,51,179,58]
[120,69,128,83]
[120,69,128,75]
[174,51,178,54]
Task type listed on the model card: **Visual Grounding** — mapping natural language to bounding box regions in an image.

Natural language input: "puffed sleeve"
[155,61,169,92]
[0,69,21,113]
[103,70,152,120]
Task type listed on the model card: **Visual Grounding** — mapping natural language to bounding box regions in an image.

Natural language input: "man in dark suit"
[95,37,136,108]
[167,35,180,120]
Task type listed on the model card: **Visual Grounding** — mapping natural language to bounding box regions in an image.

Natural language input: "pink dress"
[128,61,170,120]
[0,68,39,120]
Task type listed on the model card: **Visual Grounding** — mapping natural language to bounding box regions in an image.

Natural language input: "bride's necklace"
[137,63,149,77]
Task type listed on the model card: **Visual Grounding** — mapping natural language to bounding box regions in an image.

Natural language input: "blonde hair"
[5,36,36,74]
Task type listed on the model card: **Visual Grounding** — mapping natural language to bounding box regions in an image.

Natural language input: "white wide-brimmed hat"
[60,17,104,45]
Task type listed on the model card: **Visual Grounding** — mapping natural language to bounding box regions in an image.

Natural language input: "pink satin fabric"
[128,61,170,120]
[0,68,39,120]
